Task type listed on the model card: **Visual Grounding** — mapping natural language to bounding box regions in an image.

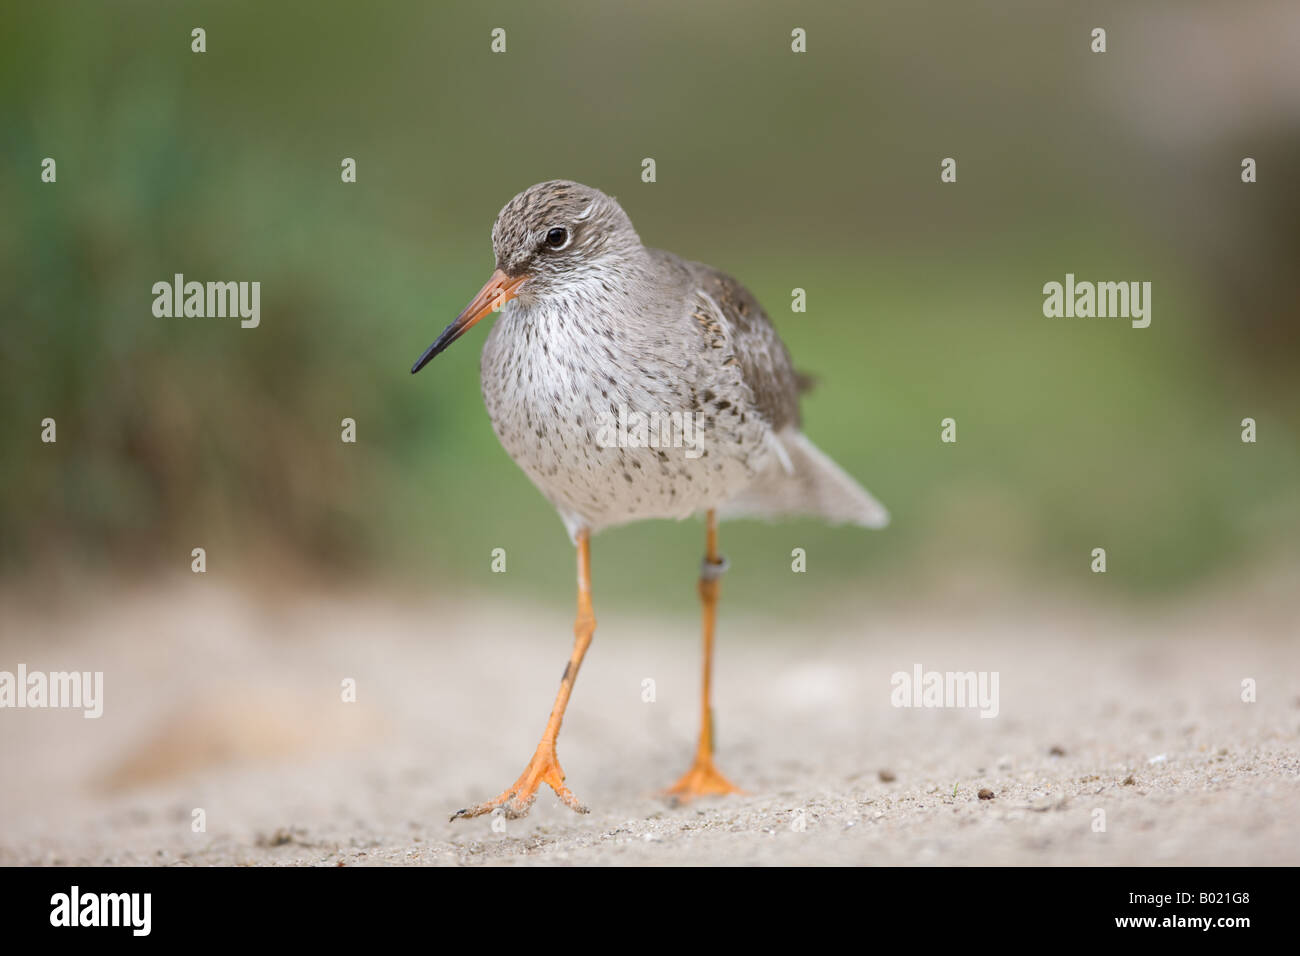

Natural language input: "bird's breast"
[478,300,765,534]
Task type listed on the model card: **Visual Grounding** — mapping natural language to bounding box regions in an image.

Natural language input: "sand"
[1,577,1297,866]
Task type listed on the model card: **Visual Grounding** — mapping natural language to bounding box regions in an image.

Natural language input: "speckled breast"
[479,301,767,535]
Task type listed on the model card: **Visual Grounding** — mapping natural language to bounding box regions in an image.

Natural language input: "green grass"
[3,1,1297,607]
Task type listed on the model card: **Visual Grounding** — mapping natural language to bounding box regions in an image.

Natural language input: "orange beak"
[411,269,529,374]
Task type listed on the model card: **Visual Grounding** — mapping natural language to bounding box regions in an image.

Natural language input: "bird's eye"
[545,227,569,249]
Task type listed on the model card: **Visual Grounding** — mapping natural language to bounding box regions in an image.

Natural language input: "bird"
[412,180,888,820]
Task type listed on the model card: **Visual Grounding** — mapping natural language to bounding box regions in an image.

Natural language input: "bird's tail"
[719,430,889,529]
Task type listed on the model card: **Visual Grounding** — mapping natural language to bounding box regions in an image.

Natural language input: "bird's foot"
[663,756,744,805]
[450,744,589,821]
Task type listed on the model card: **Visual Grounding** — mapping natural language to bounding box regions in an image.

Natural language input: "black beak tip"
[410,345,439,375]
[412,316,469,375]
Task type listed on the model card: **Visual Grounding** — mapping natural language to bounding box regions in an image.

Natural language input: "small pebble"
[978,788,995,800]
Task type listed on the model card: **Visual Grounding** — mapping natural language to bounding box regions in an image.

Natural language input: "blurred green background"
[2,0,1297,612]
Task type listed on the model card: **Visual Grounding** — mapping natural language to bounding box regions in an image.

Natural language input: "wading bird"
[412,181,888,819]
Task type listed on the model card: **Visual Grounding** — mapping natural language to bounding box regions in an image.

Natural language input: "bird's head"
[412,180,640,374]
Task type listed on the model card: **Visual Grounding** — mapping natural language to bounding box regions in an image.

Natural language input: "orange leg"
[664,509,743,802]
[451,531,596,821]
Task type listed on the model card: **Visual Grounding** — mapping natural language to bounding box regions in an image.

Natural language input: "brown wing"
[692,266,803,431]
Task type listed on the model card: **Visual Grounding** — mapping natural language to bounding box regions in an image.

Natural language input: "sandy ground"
[1,576,1297,866]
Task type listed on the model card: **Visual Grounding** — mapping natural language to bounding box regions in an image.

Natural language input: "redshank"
[412,181,888,820]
